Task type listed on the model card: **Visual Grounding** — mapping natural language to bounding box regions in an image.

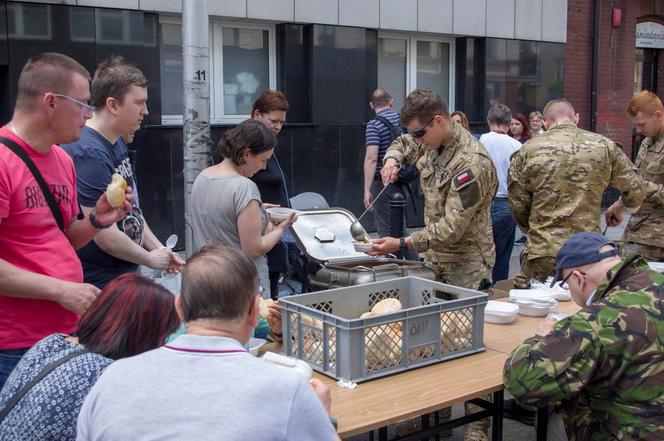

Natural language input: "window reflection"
[159,22,183,116]
[378,38,407,111]
[416,41,450,104]
[484,38,564,117]
[7,3,52,40]
[222,27,269,116]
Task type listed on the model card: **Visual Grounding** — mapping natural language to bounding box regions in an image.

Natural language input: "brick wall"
[565,0,636,157]
[564,0,594,131]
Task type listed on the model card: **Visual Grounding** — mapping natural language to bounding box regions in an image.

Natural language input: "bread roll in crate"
[280,277,487,382]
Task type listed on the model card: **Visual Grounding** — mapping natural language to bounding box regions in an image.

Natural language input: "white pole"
[182,0,211,257]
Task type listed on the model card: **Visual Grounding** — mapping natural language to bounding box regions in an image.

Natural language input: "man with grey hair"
[508,99,646,288]
[77,245,338,440]
[479,103,522,283]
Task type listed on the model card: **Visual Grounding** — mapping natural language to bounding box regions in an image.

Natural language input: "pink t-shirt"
[0,127,82,349]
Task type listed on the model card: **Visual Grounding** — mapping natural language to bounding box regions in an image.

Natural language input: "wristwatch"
[88,209,112,229]
[399,237,407,252]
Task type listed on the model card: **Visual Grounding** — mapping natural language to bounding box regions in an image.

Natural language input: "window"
[96,10,146,46]
[378,38,407,111]
[7,3,52,40]
[159,18,276,125]
[378,34,455,112]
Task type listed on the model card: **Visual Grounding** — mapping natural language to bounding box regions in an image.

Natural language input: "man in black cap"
[504,232,664,441]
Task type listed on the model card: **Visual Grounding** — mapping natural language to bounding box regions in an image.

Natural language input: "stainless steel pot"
[290,208,437,290]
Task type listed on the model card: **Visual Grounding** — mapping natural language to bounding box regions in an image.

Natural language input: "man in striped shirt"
[363,89,418,260]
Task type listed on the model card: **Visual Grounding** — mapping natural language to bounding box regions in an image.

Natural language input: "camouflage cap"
[550,232,619,286]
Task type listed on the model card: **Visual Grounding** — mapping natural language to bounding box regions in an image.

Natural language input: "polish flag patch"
[456,172,470,184]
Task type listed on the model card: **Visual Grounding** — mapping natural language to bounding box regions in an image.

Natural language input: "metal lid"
[290,208,370,263]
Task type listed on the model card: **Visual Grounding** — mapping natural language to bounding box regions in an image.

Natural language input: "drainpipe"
[590,0,600,132]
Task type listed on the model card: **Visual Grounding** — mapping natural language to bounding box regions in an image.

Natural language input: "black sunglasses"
[408,115,436,138]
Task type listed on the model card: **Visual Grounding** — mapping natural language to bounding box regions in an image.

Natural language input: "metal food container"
[280,277,488,382]
[290,208,437,290]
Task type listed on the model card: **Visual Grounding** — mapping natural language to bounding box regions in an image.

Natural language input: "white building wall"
[17,0,567,42]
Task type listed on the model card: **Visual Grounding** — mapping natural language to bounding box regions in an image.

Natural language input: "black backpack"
[372,115,419,185]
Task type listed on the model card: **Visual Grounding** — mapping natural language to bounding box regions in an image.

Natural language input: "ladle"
[349,183,391,242]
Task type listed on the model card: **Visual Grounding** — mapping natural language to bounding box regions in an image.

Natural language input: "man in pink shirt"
[0,53,134,388]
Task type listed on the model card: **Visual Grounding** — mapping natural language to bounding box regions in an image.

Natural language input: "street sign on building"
[636,21,664,49]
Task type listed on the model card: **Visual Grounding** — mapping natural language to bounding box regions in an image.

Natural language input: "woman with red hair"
[509,113,532,143]
[0,273,179,440]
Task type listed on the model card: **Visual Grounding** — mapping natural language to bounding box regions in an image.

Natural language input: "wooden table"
[316,299,582,440]
[484,300,581,354]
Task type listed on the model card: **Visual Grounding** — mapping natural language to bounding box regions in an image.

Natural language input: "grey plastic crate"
[280,276,487,382]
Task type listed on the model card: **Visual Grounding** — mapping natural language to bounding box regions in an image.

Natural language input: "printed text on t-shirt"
[24,184,71,209]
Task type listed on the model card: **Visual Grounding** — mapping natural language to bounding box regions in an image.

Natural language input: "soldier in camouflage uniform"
[504,232,664,441]
[368,89,497,441]
[508,99,645,288]
[607,91,664,261]
[369,89,498,291]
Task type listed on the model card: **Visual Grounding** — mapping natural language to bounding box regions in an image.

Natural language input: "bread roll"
[359,311,375,319]
[258,298,274,320]
[106,173,127,208]
[370,298,402,315]
[365,324,403,370]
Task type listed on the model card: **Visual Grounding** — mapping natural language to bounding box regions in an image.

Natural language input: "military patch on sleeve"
[452,169,480,208]
[452,169,476,190]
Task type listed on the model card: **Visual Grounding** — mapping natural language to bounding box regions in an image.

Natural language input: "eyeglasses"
[559,270,586,287]
[408,115,436,138]
[49,93,94,116]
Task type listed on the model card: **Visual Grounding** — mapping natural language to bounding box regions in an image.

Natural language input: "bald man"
[507,99,645,288]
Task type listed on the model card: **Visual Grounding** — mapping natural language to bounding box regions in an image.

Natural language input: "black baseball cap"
[550,232,619,287]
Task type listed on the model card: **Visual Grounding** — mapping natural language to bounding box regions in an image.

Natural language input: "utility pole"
[182,0,211,257]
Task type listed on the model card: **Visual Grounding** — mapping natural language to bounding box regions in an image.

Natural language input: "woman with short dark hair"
[0,273,179,441]
[190,119,295,295]
[250,90,291,300]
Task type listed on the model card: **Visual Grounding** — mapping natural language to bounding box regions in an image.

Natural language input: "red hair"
[511,113,532,142]
[77,273,180,360]
[627,90,664,117]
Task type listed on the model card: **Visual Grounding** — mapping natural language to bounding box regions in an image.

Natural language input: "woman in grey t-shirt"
[190,120,295,294]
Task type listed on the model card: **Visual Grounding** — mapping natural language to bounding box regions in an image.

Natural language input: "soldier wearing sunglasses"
[368,89,498,441]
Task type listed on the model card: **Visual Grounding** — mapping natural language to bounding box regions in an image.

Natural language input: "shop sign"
[636,21,664,49]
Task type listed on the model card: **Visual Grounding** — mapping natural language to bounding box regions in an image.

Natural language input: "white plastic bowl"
[353,241,373,253]
[266,207,300,224]
[484,300,519,324]
[512,299,557,317]
[246,337,267,356]
[509,289,557,304]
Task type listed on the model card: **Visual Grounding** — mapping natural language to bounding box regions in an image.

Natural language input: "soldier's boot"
[464,399,490,441]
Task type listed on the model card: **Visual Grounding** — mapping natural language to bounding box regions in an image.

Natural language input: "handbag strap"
[0,137,65,232]
[0,348,89,424]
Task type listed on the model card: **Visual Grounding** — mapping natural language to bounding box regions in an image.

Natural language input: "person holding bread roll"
[0,53,136,389]
[190,119,295,296]
[63,55,184,290]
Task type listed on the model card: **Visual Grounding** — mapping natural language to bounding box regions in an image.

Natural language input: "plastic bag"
[154,272,181,295]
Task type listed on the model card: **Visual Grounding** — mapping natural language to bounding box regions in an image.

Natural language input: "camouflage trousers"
[623,242,664,262]
[431,260,493,290]
[513,256,557,289]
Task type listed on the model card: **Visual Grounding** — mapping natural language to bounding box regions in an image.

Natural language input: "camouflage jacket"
[384,122,498,264]
[624,135,664,247]
[508,121,645,259]
[504,255,664,440]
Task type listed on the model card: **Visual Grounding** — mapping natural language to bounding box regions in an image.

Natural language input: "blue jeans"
[491,198,516,284]
[0,348,28,390]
